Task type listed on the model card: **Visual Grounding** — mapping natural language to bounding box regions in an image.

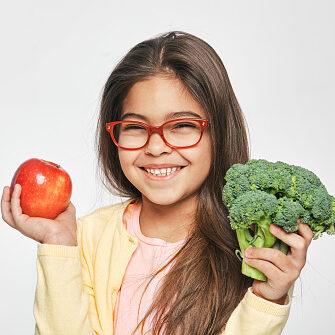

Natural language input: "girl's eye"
[174,123,196,128]
[124,125,145,130]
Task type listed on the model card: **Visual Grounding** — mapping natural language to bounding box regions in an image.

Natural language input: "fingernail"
[245,248,251,256]
[270,224,278,232]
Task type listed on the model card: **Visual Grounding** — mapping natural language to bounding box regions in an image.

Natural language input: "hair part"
[95,30,253,334]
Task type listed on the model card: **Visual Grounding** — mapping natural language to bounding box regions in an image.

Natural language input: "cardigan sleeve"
[33,218,102,335]
[221,284,294,335]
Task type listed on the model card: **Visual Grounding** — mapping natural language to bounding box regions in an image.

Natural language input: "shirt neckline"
[129,199,187,247]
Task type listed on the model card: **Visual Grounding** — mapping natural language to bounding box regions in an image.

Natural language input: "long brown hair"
[95,31,253,334]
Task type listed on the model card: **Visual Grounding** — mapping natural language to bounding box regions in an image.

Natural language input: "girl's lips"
[140,166,184,181]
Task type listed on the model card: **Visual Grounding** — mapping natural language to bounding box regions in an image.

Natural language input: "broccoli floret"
[289,165,332,221]
[222,163,251,209]
[248,160,293,196]
[272,197,305,232]
[222,159,335,281]
[269,161,295,196]
[325,196,335,230]
[310,196,335,239]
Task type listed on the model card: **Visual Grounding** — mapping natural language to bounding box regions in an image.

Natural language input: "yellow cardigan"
[33,198,293,334]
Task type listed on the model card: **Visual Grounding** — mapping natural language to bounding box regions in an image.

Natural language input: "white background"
[0,1,334,334]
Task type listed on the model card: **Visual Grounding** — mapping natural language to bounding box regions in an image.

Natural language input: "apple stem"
[41,159,61,169]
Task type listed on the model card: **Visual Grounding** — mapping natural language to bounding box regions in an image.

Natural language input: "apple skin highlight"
[10,158,72,219]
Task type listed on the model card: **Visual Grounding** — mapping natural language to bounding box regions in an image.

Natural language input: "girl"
[1,31,313,335]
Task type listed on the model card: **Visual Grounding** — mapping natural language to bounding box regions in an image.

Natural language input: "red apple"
[10,158,72,219]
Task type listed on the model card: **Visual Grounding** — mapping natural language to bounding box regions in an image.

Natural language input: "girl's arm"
[222,221,312,334]
[1,184,101,333]
[33,218,102,335]
[222,284,293,334]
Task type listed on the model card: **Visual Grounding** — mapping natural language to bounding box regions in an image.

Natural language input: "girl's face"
[119,75,212,207]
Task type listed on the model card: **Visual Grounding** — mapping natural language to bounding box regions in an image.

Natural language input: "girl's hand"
[244,220,313,304]
[1,184,78,246]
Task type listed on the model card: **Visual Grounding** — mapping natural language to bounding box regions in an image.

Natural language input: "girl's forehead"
[123,76,201,106]
[121,77,206,121]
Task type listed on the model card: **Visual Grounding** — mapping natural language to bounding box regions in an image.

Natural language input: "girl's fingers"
[2,184,75,244]
[10,184,28,227]
[245,247,289,273]
[245,256,284,280]
[1,186,15,228]
[296,219,314,245]
[269,223,310,264]
[245,247,301,286]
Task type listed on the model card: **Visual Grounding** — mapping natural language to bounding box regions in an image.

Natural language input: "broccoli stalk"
[222,159,334,281]
[235,223,289,281]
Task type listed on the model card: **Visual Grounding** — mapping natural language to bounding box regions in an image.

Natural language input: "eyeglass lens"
[113,120,202,149]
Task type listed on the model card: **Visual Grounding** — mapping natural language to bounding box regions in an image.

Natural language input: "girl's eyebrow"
[120,111,203,122]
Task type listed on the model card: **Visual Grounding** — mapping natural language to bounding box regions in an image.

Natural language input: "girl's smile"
[140,165,185,180]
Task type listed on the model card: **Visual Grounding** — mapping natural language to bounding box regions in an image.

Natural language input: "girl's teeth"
[145,167,181,176]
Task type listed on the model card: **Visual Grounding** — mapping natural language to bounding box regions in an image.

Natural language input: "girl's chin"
[141,192,184,206]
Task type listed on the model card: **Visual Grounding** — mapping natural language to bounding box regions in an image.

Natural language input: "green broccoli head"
[222,159,334,281]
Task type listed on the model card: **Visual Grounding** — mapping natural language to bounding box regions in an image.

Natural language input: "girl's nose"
[144,132,172,156]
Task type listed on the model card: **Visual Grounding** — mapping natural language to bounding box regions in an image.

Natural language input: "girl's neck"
[139,195,197,243]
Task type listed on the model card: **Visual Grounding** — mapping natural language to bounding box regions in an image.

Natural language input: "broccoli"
[222,159,335,281]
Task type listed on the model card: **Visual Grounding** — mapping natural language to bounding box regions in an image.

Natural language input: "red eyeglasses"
[106,118,209,150]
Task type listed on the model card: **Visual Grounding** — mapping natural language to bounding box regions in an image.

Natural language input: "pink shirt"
[114,199,186,334]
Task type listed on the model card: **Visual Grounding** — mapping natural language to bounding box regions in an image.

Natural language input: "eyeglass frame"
[105,118,209,150]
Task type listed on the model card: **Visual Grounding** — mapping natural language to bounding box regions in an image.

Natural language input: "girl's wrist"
[267,294,287,305]
[253,290,288,305]
[42,236,78,246]
[42,230,78,246]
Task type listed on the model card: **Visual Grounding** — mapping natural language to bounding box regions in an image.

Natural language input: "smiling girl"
[1,31,313,334]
